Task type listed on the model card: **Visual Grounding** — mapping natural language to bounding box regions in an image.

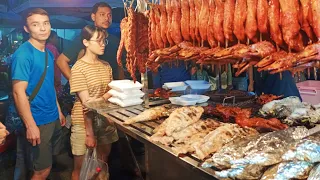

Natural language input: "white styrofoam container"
[169,97,198,106]
[108,80,143,92]
[180,94,210,104]
[108,89,144,100]
[108,97,143,107]
[163,82,188,92]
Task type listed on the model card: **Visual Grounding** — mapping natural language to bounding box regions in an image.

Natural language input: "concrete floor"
[0,139,145,180]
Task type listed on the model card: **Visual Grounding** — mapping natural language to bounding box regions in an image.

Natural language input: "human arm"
[56,53,71,80]
[56,97,65,126]
[12,80,40,146]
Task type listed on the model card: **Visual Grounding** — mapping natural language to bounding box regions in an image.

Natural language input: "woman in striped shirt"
[69,25,118,180]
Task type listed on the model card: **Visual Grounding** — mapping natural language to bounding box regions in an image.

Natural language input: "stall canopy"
[0,12,22,28]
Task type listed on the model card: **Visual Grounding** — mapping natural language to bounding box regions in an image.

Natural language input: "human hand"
[0,123,9,145]
[26,124,41,146]
[59,112,66,126]
[85,134,96,148]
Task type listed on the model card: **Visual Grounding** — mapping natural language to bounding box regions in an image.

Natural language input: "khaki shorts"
[70,114,119,156]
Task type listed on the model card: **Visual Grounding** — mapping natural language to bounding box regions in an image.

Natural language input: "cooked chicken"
[257,0,269,34]
[300,0,316,42]
[199,0,210,43]
[245,0,258,43]
[214,0,225,44]
[207,0,217,47]
[166,0,175,46]
[159,0,169,47]
[181,0,190,41]
[223,0,236,44]
[189,0,196,43]
[311,0,320,40]
[234,0,247,42]
[268,0,283,46]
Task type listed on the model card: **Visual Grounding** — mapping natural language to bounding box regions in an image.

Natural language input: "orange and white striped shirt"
[70,59,112,125]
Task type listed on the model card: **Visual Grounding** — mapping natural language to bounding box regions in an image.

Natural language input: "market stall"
[88,0,320,179]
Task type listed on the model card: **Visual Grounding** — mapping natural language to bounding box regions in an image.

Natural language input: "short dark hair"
[24,8,49,25]
[92,2,112,14]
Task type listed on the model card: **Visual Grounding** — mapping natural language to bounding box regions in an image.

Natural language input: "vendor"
[153,61,191,88]
[254,70,302,100]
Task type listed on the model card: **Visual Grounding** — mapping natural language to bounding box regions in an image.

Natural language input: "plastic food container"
[108,97,143,107]
[180,94,210,104]
[185,80,211,94]
[163,82,188,92]
[108,80,143,92]
[169,97,198,106]
[296,80,320,105]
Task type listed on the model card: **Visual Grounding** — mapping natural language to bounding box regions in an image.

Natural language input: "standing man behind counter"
[56,2,124,80]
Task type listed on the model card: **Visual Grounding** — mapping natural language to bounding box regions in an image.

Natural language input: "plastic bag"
[80,148,109,180]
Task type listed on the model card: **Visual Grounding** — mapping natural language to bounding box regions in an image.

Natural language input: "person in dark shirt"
[254,70,302,99]
[56,2,124,80]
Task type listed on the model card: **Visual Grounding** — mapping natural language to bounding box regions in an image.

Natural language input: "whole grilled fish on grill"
[124,105,176,125]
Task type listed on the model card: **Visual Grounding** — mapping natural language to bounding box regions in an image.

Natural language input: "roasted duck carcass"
[154,6,164,49]
[214,44,247,58]
[233,0,247,43]
[194,123,258,159]
[236,115,288,131]
[159,0,168,47]
[124,105,175,125]
[180,0,190,42]
[207,0,217,48]
[213,0,225,45]
[199,0,210,43]
[279,0,304,51]
[245,0,258,43]
[257,94,283,105]
[311,0,320,40]
[188,0,196,44]
[223,0,236,44]
[300,0,316,43]
[166,0,174,46]
[268,0,283,46]
[257,0,269,35]
[170,0,183,45]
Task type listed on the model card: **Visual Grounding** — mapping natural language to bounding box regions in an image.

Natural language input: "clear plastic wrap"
[308,164,320,180]
[261,161,314,180]
[282,134,320,163]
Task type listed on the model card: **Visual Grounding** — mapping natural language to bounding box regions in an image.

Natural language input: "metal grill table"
[86,101,220,180]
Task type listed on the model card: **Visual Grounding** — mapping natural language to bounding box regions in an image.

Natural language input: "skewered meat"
[181,0,190,41]
[150,7,158,49]
[279,0,304,51]
[171,0,183,45]
[154,6,164,48]
[245,0,258,43]
[194,0,202,44]
[234,0,247,43]
[311,0,320,40]
[194,124,258,159]
[300,0,316,42]
[236,116,288,131]
[234,41,277,59]
[159,0,168,47]
[214,44,247,58]
[235,61,259,76]
[189,0,196,43]
[223,0,236,44]
[214,0,225,44]
[207,0,217,48]
[257,0,269,34]
[166,0,175,46]
[268,0,283,46]
[199,0,210,43]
